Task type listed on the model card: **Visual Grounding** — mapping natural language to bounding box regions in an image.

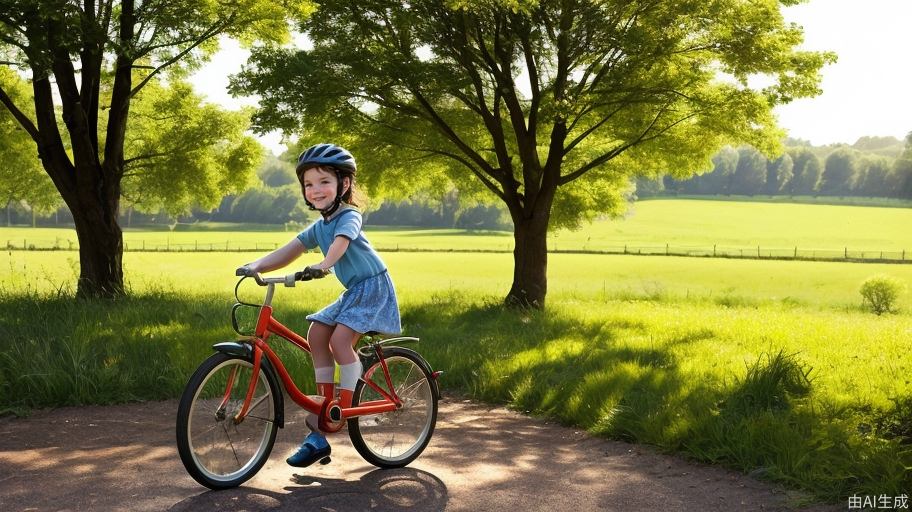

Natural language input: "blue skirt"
[307,271,401,335]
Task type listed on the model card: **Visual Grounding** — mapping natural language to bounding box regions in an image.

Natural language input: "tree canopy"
[233,0,833,307]
[122,79,262,216]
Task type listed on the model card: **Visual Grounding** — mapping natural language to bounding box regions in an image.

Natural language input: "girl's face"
[302,167,348,210]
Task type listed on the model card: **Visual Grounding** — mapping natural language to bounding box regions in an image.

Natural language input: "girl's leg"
[287,321,334,467]
[329,324,363,408]
[307,321,335,401]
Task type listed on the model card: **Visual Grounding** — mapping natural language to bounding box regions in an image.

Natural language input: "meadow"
[4,198,911,254]
[1,198,910,503]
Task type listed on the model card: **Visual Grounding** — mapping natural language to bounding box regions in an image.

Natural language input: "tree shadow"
[404,296,719,444]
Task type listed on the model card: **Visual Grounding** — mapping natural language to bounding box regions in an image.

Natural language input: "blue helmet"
[296,143,356,174]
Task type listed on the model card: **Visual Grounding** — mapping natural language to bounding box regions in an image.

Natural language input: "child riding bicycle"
[237,143,401,469]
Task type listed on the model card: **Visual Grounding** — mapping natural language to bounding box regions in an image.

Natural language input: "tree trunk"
[71,194,124,298]
[506,214,549,308]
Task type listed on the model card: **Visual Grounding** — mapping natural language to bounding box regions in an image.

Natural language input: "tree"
[730,146,767,195]
[0,0,310,297]
[895,132,912,199]
[700,146,739,194]
[233,0,833,308]
[766,153,793,195]
[787,147,822,195]
[819,148,859,196]
[855,156,892,197]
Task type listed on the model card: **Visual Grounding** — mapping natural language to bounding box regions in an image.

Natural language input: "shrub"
[859,276,906,315]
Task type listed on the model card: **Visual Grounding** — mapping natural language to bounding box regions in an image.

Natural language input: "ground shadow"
[169,467,448,511]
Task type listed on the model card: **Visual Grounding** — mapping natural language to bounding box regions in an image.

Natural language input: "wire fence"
[5,237,910,264]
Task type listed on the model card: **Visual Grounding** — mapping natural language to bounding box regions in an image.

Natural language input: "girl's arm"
[312,236,351,270]
[246,238,307,273]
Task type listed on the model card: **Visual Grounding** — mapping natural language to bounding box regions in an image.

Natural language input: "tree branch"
[411,88,501,180]
[560,107,699,185]
[0,84,40,142]
[129,16,232,98]
[405,145,507,202]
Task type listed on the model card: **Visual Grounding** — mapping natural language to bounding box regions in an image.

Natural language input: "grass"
[5,250,912,312]
[3,198,909,253]
[1,249,911,501]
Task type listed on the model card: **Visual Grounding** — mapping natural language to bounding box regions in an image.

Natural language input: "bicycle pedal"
[319,456,332,465]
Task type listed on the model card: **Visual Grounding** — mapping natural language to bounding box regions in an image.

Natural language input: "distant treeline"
[9,154,512,229]
[639,136,912,199]
[9,136,911,228]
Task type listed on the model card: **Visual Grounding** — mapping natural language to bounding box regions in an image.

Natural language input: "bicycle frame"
[231,279,403,426]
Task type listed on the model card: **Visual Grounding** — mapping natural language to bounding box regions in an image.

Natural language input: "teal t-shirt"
[296,207,387,289]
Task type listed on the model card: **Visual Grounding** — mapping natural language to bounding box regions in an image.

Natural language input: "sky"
[188,0,912,155]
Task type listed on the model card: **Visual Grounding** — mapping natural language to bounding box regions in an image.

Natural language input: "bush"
[859,275,906,315]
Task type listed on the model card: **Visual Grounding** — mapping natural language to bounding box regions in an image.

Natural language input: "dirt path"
[0,396,839,511]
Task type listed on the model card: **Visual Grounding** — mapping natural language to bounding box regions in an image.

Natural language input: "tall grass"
[0,287,319,413]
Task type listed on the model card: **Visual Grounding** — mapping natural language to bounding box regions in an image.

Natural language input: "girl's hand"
[236,264,257,276]
[296,266,331,281]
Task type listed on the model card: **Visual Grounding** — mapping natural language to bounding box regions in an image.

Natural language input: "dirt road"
[0,396,839,511]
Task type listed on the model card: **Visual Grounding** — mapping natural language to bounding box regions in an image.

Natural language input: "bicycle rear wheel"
[176,352,279,489]
[348,347,438,468]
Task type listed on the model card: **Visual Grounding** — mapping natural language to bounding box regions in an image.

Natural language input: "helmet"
[296,143,356,174]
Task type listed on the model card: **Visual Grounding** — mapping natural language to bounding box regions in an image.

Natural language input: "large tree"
[0,0,310,297]
[234,0,833,307]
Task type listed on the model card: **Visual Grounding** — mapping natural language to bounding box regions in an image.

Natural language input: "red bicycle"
[176,269,441,489]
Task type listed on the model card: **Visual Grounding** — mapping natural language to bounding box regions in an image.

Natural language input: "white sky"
[188,0,912,155]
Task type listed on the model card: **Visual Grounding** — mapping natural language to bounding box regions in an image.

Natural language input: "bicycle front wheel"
[176,352,279,489]
[349,347,438,468]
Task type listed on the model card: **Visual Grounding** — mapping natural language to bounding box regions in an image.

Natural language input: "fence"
[5,237,910,264]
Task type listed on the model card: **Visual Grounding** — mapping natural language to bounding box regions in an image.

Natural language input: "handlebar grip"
[295,267,330,281]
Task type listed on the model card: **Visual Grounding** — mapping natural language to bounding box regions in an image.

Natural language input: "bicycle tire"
[348,347,438,468]
[176,352,281,489]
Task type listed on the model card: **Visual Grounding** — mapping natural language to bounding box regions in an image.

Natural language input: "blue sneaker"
[286,432,331,468]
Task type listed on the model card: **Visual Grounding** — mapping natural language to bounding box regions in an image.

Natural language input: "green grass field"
[4,198,910,253]
[4,250,912,310]
[1,198,910,503]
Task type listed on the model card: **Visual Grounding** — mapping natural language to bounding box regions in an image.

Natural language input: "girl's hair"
[297,165,365,208]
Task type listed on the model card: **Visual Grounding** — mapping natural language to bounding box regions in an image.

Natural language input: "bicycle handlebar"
[235,266,331,287]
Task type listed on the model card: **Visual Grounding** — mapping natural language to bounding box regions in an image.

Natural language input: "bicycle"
[175,268,441,490]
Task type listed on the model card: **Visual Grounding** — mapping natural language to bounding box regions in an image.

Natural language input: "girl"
[237,143,401,468]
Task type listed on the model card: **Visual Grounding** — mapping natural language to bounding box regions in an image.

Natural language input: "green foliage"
[859,275,906,315]
[0,69,60,215]
[122,80,263,216]
[820,148,860,196]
